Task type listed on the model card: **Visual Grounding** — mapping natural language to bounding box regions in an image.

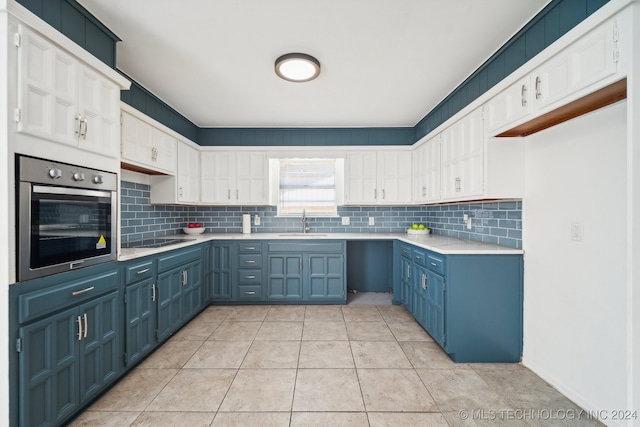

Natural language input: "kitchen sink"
[277,233,328,237]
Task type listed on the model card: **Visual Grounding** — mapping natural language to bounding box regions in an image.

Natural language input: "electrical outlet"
[571,222,584,241]
[254,215,260,226]
[368,217,375,226]
[341,217,350,226]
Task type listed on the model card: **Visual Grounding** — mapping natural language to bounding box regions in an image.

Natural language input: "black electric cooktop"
[122,237,195,249]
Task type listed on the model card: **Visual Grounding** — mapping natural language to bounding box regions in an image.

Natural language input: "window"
[277,158,339,217]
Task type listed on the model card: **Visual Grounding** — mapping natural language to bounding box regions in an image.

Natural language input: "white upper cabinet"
[200,151,269,205]
[121,109,177,174]
[15,24,120,158]
[486,14,620,137]
[344,151,412,205]
[440,108,484,201]
[412,134,441,204]
[177,142,200,203]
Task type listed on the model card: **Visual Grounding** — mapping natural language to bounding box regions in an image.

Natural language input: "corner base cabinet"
[394,241,522,362]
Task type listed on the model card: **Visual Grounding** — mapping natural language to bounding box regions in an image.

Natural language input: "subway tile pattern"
[121,182,522,248]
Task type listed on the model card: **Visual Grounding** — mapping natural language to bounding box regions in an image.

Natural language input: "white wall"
[523,101,630,426]
[0,3,10,426]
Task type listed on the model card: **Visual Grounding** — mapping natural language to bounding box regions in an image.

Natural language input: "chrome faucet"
[301,209,310,233]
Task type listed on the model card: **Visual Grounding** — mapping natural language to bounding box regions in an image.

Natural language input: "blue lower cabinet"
[267,254,303,300]
[12,263,124,426]
[156,246,204,341]
[395,242,523,363]
[266,241,346,304]
[211,242,233,300]
[124,277,156,366]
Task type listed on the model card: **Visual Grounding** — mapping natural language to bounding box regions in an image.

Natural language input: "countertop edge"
[118,232,523,261]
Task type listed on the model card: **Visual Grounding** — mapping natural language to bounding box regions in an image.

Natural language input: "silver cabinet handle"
[245,247,256,250]
[455,177,461,192]
[422,186,426,196]
[236,189,239,199]
[374,189,377,199]
[182,270,188,285]
[152,284,156,302]
[83,313,88,338]
[72,286,94,296]
[300,258,303,270]
[244,260,256,264]
[80,117,88,139]
[77,315,83,341]
[521,84,527,107]
[178,187,183,197]
[429,261,437,267]
[75,114,82,136]
[136,268,150,275]
[415,255,421,260]
[244,275,256,279]
[227,189,231,200]
[382,189,386,199]
[402,249,408,254]
[407,264,410,278]
[244,291,256,295]
[535,76,541,99]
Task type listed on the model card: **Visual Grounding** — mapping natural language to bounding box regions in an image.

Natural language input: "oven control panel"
[19,156,117,192]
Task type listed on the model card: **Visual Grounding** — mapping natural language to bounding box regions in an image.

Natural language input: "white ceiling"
[78,0,550,128]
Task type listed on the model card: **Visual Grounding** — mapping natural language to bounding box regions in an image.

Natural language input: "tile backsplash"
[121,181,522,249]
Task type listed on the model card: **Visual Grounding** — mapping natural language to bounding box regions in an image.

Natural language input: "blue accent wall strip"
[414,0,609,140]
[16,0,119,67]
[119,71,200,142]
[197,127,416,147]
[121,181,522,249]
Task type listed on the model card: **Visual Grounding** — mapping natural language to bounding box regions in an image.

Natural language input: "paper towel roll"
[242,214,251,234]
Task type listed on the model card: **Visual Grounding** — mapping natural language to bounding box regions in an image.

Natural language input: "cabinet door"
[412,265,428,328]
[150,127,177,174]
[177,142,200,203]
[125,278,156,366]
[533,18,616,111]
[413,137,441,203]
[267,254,303,300]
[377,151,412,204]
[441,108,484,200]
[16,24,78,146]
[211,243,232,300]
[485,76,530,134]
[344,152,377,204]
[306,253,345,300]
[121,111,153,166]
[78,291,120,403]
[201,151,233,203]
[181,260,203,320]
[156,268,184,341]
[77,65,120,157]
[425,270,445,347]
[399,255,412,308]
[19,307,79,427]
[235,152,268,204]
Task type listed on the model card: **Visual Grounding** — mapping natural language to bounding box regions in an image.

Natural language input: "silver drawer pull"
[244,260,256,264]
[136,268,150,275]
[72,286,95,296]
[429,262,437,267]
[415,255,421,260]
[244,291,256,295]
[244,275,256,279]
[245,247,256,250]
[83,313,88,338]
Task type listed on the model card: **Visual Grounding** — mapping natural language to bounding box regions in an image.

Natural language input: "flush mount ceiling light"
[275,53,321,82]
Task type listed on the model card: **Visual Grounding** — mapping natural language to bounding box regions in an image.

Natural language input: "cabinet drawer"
[124,260,155,284]
[238,285,262,299]
[238,269,262,285]
[18,269,119,324]
[238,242,262,253]
[157,246,202,273]
[426,253,446,275]
[399,243,412,259]
[268,242,344,253]
[239,254,262,267]
[413,248,427,267]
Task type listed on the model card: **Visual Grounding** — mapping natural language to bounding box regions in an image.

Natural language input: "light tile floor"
[69,304,604,427]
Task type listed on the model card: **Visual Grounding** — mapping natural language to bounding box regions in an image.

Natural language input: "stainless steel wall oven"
[17,155,117,281]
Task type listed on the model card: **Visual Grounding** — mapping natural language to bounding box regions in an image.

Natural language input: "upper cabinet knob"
[72,172,85,181]
[92,175,104,184]
[48,168,62,179]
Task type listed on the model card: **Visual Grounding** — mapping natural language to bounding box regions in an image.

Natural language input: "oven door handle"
[32,185,113,198]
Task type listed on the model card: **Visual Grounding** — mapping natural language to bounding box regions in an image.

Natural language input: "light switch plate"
[341,217,350,225]
[571,222,583,241]
[254,215,260,226]
[368,217,375,226]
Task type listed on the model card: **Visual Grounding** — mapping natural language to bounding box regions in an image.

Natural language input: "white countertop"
[118,232,523,261]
